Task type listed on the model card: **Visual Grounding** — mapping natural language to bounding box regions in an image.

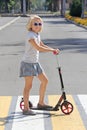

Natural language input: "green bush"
[70,0,82,17]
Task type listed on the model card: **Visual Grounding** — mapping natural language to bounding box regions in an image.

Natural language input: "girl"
[20,15,59,115]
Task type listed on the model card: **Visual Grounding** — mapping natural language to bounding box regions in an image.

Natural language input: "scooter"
[20,53,73,115]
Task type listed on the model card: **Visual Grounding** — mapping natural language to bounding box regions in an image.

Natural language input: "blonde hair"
[26,15,43,31]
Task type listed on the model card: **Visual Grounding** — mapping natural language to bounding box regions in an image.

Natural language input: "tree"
[4,0,9,12]
[0,0,9,12]
[0,0,16,13]
[53,0,59,11]
[70,0,82,17]
[46,0,59,11]
[0,0,3,12]
[20,0,31,13]
[20,0,23,12]
[8,0,16,11]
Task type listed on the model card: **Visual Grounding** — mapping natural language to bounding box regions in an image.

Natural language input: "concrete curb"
[0,13,28,17]
[65,18,87,30]
[0,13,61,18]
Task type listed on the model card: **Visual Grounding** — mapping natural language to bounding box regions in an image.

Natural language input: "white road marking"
[78,95,87,114]
[0,16,20,31]
[11,96,45,130]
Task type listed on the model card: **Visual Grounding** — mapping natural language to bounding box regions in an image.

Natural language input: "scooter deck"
[30,106,59,111]
[31,106,54,111]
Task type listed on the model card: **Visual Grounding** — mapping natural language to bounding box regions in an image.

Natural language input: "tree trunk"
[20,0,23,13]
[53,0,59,11]
[57,0,60,10]
[53,0,57,11]
[4,0,9,13]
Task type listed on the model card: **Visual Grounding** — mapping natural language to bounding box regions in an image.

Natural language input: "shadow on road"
[43,38,87,53]
[44,19,71,25]
[0,111,64,125]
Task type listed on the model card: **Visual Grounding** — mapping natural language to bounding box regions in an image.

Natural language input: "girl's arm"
[40,41,60,54]
[40,41,53,49]
[40,41,55,48]
[29,39,59,53]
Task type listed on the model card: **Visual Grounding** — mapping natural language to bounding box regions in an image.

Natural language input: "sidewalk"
[0,11,60,17]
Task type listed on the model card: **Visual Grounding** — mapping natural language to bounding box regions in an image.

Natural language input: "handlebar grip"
[53,50,58,55]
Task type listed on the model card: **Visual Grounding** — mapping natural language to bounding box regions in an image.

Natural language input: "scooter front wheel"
[61,101,73,115]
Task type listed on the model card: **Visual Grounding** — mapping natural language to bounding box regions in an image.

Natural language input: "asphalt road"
[0,16,87,95]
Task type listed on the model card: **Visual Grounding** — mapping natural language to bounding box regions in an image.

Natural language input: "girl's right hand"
[53,49,60,55]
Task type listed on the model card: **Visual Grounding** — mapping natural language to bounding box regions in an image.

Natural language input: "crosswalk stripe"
[0,96,12,130]
[11,96,45,130]
[78,95,87,114]
[77,95,87,129]
[5,96,18,130]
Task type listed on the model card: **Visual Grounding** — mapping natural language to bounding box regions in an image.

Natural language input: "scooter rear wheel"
[61,101,73,115]
[20,99,33,110]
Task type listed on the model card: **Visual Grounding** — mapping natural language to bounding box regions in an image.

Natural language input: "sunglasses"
[34,22,42,26]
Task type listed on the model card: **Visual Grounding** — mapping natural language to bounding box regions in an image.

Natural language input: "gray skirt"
[20,61,43,77]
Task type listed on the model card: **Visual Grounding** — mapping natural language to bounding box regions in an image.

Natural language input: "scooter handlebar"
[53,50,59,55]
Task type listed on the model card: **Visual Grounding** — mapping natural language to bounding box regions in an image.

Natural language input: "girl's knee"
[42,77,48,85]
[38,73,48,85]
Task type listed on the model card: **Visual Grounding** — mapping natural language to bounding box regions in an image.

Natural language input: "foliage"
[8,0,16,10]
[9,0,16,7]
[31,0,45,10]
[65,14,87,26]
[0,0,72,13]
[46,0,59,11]
[70,0,82,17]
[0,0,16,12]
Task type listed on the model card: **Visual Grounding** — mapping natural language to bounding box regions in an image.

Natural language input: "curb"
[65,18,87,30]
[0,13,61,18]
[0,13,28,17]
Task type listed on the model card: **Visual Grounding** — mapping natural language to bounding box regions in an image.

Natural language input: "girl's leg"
[38,72,48,105]
[23,76,34,110]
